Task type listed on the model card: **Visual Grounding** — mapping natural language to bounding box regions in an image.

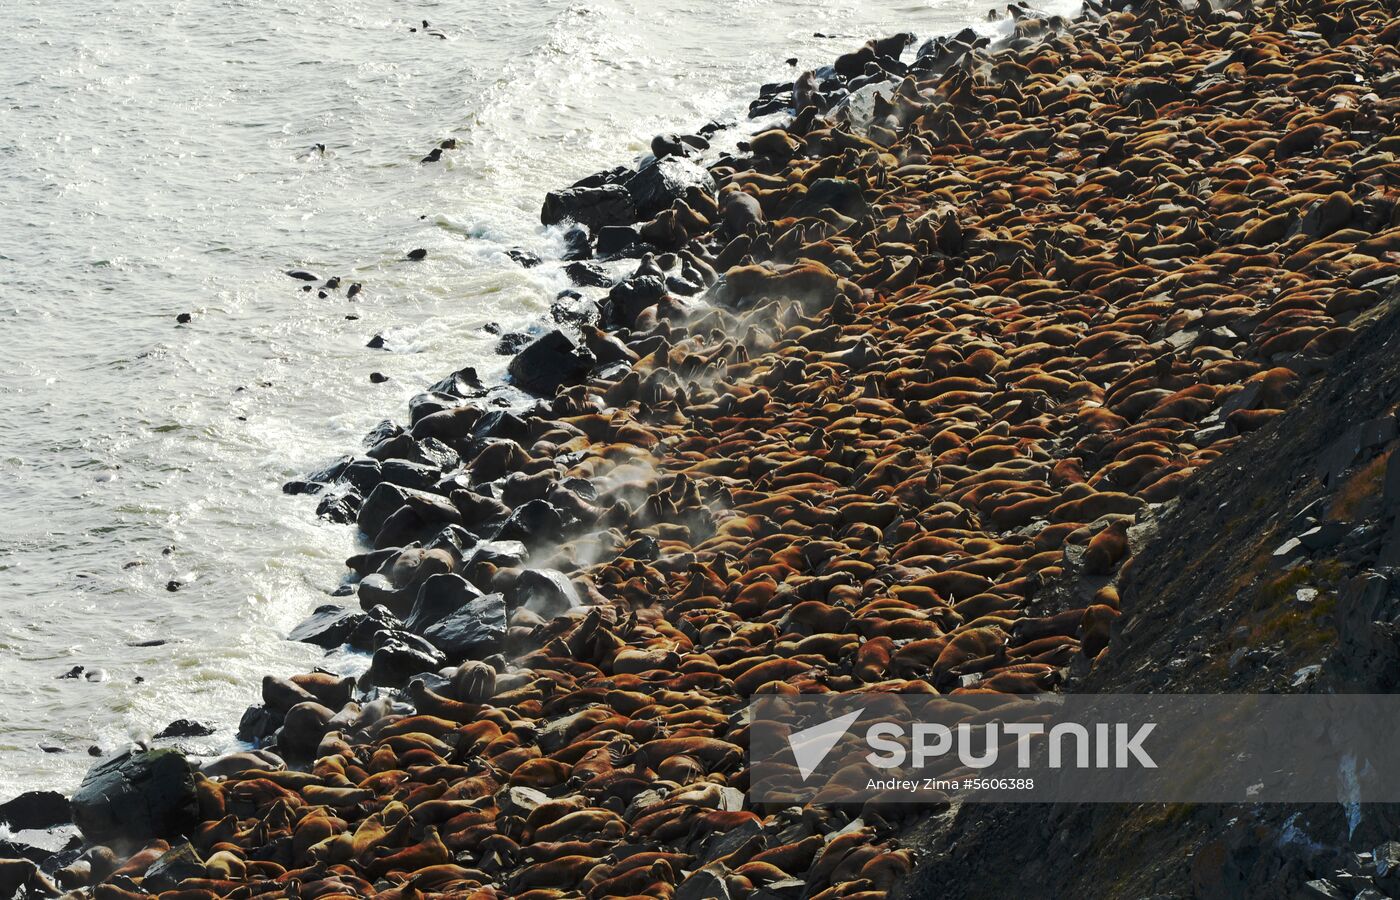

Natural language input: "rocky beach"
[7,0,1400,895]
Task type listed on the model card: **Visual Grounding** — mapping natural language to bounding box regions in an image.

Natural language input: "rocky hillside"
[906,286,1400,897]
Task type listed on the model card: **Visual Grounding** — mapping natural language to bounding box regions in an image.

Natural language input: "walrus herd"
[35,0,1400,896]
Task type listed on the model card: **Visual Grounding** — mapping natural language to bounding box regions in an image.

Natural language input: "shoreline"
[7,0,1400,894]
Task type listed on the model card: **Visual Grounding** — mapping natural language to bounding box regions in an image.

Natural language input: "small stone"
[142,842,206,892]
[494,332,534,355]
[565,261,613,288]
[154,719,216,740]
[0,791,71,830]
[507,248,542,268]
[175,312,192,324]
[406,248,428,261]
[1291,665,1322,687]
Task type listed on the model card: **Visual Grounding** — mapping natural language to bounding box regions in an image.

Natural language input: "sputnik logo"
[788,709,863,780]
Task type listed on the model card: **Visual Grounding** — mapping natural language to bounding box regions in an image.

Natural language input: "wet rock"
[603,274,668,328]
[286,270,318,281]
[357,572,407,614]
[569,165,632,190]
[506,330,596,396]
[0,791,70,831]
[286,455,353,493]
[71,749,198,845]
[426,366,484,398]
[749,91,793,117]
[288,604,364,649]
[511,569,582,619]
[378,459,440,491]
[367,433,460,471]
[365,637,446,688]
[422,592,508,660]
[357,482,462,543]
[541,183,638,230]
[406,248,428,261]
[316,490,362,524]
[154,719,215,740]
[496,498,566,544]
[142,843,206,892]
[565,261,613,288]
[596,224,650,259]
[348,605,404,650]
[495,332,534,355]
[404,573,485,633]
[338,457,384,493]
[426,524,476,564]
[625,155,715,220]
[467,415,527,452]
[507,248,542,268]
[236,705,282,744]
[561,224,592,260]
